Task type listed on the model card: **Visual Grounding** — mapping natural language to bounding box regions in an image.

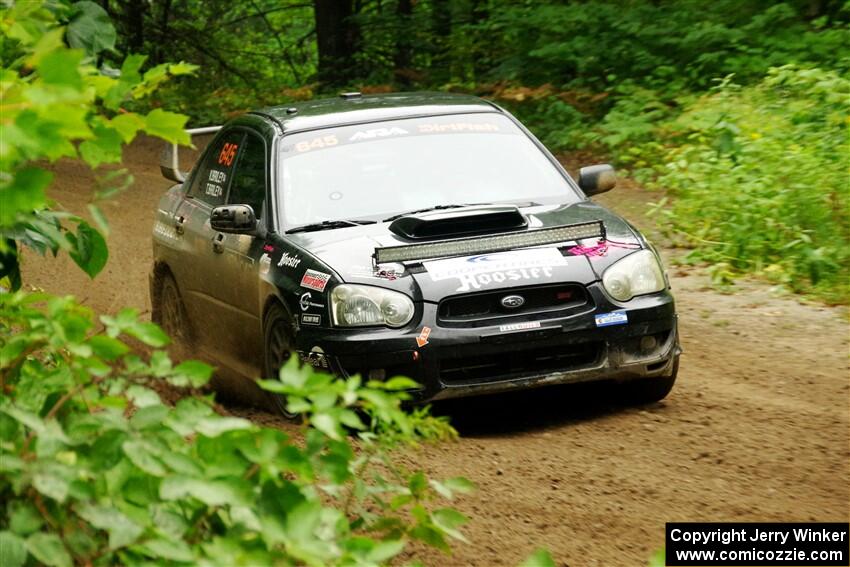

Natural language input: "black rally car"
[151,92,680,411]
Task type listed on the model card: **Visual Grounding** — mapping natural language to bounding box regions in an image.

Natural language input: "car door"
[203,129,269,372]
[170,129,245,352]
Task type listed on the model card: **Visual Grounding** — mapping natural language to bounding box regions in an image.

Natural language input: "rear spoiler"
[160,126,223,182]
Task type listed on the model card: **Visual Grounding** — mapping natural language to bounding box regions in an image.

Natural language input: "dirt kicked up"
[22,137,849,566]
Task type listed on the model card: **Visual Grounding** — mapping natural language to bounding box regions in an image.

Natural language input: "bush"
[0,292,472,566]
[636,67,849,302]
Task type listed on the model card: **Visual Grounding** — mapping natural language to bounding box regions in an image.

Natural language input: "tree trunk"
[313,0,361,87]
[394,0,413,87]
[430,0,452,84]
[124,0,146,54]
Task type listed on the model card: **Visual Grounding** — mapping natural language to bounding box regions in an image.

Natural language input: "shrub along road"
[23,137,849,566]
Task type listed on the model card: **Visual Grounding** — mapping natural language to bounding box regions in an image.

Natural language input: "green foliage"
[480,1,850,92]
[0,292,473,566]
[0,1,195,289]
[624,67,849,303]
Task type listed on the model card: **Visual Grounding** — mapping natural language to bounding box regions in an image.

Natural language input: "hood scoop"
[389,205,528,241]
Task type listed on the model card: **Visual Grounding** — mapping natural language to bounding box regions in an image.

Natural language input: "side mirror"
[160,143,187,183]
[578,164,616,196]
[211,204,260,235]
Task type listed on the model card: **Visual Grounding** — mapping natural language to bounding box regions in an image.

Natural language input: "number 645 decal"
[218,142,238,166]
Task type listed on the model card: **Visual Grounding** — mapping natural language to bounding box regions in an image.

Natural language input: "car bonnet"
[285,202,643,302]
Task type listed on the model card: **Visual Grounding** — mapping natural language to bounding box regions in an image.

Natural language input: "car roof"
[252,92,502,133]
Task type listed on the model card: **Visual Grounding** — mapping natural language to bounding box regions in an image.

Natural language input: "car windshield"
[277,113,580,228]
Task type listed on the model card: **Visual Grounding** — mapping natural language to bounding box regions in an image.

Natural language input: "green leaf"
[430,508,468,542]
[1,406,45,434]
[25,533,71,567]
[195,416,253,438]
[0,531,27,567]
[66,1,116,56]
[311,412,342,441]
[408,471,427,497]
[77,504,143,549]
[519,549,556,567]
[8,503,43,536]
[32,468,69,502]
[125,322,169,348]
[443,476,476,496]
[160,476,250,507]
[67,221,108,278]
[171,360,213,388]
[79,124,124,168]
[87,335,129,360]
[0,168,53,225]
[36,49,84,89]
[109,113,146,143]
[144,109,190,145]
[126,385,161,408]
[382,376,420,390]
[366,539,405,563]
[136,537,194,562]
[168,62,199,76]
[122,440,166,476]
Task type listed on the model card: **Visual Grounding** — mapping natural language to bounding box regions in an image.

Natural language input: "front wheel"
[622,356,679,405]
[263,302,298,419]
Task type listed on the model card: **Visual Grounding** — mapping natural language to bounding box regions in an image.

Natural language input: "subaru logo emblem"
[500,295,525,309]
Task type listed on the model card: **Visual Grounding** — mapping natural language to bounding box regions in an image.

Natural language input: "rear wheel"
[622,356,679,405]
[152,272,193,359]
[263,302,298,419]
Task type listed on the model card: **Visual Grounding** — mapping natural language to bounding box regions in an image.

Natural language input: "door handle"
[174,215,186,235]
[212,232,225,254]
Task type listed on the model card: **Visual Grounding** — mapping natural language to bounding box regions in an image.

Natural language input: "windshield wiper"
[285,219,376,234]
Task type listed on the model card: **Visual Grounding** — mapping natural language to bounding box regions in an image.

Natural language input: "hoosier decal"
[300,269,330,292]
[278,252,301,269]
[424,248,566,292]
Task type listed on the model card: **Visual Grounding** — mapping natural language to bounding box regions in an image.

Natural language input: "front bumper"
[295,283,681,402]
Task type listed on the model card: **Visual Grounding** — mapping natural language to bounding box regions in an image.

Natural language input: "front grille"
[437,283,589,326]
[439,341,603,384]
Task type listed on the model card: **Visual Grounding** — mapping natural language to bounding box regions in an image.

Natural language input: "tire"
[622,356,679,405]
[263,302,298,419]
[152,271,193,359]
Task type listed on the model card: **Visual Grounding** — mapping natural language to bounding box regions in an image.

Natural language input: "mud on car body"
[150,92,681,412]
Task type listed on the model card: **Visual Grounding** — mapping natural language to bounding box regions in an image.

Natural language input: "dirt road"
[23,138,849,566]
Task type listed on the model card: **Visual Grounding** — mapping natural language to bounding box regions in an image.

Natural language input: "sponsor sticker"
[301,314,321,326]
[278,252,301,269]
[595,310,628,327]
[153,220,178,240]
[424,248,566,292]
[347,263,405,280]
[299,291,324,312]
[499,321,541,333]
[301,269,330,292]
[259,253,271,274]
[350,127,408,141]
[416,326,431,348]
[298,346,329,369]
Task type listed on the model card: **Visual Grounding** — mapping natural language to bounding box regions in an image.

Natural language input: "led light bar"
[373,220,605,264]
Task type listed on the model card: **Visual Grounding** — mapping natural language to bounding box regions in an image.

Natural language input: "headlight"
[602,249,666,301]
[331,284,414,328]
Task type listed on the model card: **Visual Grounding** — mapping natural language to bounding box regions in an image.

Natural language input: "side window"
[189,130,244,207]
[228,132,267,218]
